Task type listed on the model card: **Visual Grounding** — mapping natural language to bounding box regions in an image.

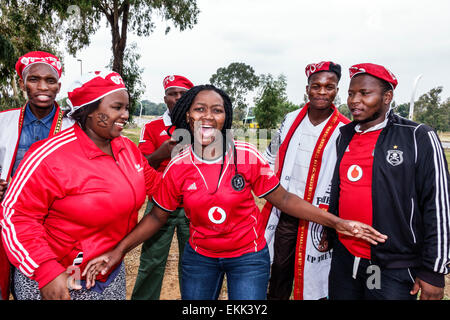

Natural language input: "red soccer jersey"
[153,141,280,258]
[338,129,382,259]
[138,112,174,172]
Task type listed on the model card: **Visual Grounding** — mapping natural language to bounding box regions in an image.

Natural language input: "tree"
[50,0,200,75]
[108,42,145,121]
[210,62,260,121]
[253,74,297,129]
[441,98,450,132]
[0,1,63,109]
[135,100,166,116]
[338,104,352,120]
[414,87,449,132]
[1,1,200,110]
[393,101,410,118]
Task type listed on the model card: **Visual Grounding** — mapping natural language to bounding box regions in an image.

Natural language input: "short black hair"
[70,100,101,131]
[308,62,341,84]
[378,78,394,94]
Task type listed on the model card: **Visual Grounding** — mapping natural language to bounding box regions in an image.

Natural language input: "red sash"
[292,107,341,300]
[261,103,344,299]
[6,102,64,182]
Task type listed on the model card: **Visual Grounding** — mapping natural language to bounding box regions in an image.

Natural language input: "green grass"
[122,126,141,145]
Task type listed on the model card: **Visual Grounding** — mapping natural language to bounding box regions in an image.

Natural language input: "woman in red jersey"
[0,70,161,300]
[83,84,387,300]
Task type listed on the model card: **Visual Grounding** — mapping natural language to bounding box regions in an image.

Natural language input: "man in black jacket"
[327,63,449,300]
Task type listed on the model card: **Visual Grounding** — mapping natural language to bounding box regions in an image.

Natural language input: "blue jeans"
[181,242,270,300]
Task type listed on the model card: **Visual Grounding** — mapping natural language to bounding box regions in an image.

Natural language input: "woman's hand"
[335,219,388,245]
[40,268,83,300]
[82,248,123,289]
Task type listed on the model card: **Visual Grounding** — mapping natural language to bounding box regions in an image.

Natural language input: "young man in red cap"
[132,75,194,300]
[0,51,73,300]
[264,61,350,300]
[327,63,450,300]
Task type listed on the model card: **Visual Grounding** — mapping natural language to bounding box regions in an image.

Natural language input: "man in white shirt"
[264,61,350,300]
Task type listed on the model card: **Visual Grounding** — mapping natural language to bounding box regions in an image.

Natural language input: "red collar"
[73,123,126,160]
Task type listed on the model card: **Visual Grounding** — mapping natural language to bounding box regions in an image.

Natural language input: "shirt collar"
[354,107,392,133]
[74,122,126,159]
[23,103,56,129]
[162,109,172,127]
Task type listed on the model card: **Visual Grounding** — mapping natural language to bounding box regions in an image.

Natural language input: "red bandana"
[305,61,341,80]
[349,63,398,89]
[67,70,127,115]
[15,51,62,80]
[163,75,194,91]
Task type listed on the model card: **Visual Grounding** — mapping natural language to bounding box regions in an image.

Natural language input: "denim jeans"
[181,242,270,300]
[328,240,418,300]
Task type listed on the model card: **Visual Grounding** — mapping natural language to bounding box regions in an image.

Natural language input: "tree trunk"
[11,75,18,99]
[109,1,129,76]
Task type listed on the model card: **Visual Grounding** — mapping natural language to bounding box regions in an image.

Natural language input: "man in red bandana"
[264,61,350,300]
[131,75,193,300]
[327,63,450,300]
[0,51,73,300]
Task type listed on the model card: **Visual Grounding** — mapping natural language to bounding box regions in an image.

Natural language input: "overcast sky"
[58,0,450,108]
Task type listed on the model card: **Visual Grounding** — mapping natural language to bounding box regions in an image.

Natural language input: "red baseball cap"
[349,63,398,89]
[163,75,194,91]
[67,70,127,115]
[15,51,62,80]
[305,61,341,80]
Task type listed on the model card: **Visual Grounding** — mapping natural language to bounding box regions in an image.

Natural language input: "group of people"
[0,51,448,301]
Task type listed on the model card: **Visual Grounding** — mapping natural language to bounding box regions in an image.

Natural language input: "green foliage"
[108,42,146,122]
[393,101,410,118]
[0,0,200,111]
[48,0,200,75]
[210,62,260,121]
[338,104,352,120]
[134,100,167,116]
[414,87,450,132]
[0,1,63,109]
[253,74,299,129]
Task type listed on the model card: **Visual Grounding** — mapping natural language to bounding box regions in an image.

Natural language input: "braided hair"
[168,84,240,194]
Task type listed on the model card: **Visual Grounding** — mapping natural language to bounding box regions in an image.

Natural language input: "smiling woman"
[0,70,162,300]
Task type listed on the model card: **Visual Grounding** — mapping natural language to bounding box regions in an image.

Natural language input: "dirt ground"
[124,200,450,300]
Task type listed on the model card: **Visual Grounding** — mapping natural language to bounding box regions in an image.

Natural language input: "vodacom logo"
[208,206,226,224]
[347,164,363,182]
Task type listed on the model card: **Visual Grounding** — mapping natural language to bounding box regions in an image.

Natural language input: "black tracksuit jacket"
[328,111,450,287]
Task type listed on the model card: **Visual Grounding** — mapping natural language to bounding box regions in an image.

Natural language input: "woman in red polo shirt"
[0,70,161,300]
[83,84,387,300]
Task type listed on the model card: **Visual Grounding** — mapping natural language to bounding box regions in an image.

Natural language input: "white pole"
[244,104,251,124]
[409,74,422,120]
[139,100,143,118]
